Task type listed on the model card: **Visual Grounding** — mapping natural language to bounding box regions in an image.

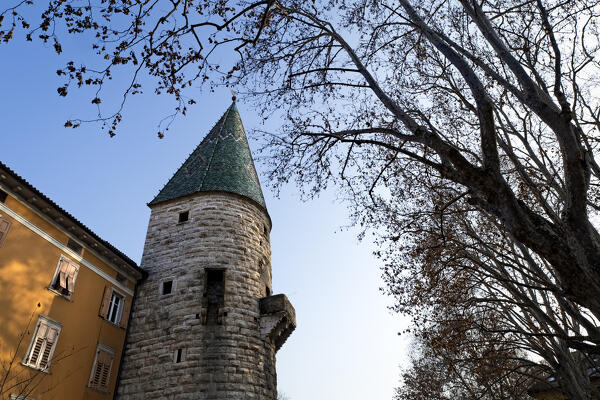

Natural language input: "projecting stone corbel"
[259,294,296,351]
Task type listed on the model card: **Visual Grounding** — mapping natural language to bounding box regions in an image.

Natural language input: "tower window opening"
[205,269,225,325]
[178,211,189,223]
[175,348,183,363]
[162,280,173,295]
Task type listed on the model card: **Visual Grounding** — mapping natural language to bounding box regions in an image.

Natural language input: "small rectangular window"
[89,344,115,392]
[178,211,189,223]
[24,316,61,371]
[175,349,183,363]
[50,257,80,298]
[0,217,11,248]
[162,280,173,295]
[0,189,7,203]
[66,238,83,255]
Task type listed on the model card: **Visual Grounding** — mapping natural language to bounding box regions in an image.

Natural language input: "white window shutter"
[66,263,78,293]
[57,259,70,290]
[90,346,114,391]
[99,286,112,318]
[25,317,61,371]
[28,337,44,366]
[39,326,58,369]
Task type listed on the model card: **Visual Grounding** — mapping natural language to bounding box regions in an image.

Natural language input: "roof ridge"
[198,103,233,189]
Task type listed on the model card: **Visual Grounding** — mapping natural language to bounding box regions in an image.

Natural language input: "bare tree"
[3,0,600,321]
[395,334,533,400]
[277,392,290,400]
[381,192,600,398]
[3,2,600,396]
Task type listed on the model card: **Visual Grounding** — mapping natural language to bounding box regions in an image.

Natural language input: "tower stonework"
[116,103,295,400]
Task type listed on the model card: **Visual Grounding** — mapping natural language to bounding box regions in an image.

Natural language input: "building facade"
[0,162,144,400]
[116,101,295,400]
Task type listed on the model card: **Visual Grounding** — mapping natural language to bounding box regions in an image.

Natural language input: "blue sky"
[0,30,409,399]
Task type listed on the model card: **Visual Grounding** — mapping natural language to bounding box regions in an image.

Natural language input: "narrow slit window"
[178,211,189,223]
[205,269,225,325]
[162,280,173,295]
[175,349,183,363]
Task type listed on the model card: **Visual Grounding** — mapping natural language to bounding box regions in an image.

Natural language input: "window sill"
[101,317,124,329]
[87,385,109,394]
[21,362,51,374]
[46,287,73,301]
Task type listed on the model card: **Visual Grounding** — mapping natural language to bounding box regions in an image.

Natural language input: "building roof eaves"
[0,160,144,279]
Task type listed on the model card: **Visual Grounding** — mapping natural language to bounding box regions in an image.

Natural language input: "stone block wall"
[116,192,278,400]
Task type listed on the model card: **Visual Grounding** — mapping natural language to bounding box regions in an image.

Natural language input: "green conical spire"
[149,102,267,210]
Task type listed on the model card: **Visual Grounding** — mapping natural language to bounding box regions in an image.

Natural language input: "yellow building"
[0,161,144,400]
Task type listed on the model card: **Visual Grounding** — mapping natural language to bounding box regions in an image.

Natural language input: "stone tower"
[116,101,296,400]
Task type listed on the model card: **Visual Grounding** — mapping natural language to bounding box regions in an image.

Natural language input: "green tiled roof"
[149,102,267,209]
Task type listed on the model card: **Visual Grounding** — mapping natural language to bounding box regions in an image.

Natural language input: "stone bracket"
[259,294,296,351]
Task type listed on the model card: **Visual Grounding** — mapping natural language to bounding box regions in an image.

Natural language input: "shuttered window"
[88,344,115,392]
[24,316,61,371]
[99,286,131,328]
[50,257,80,297]
[0,217,11,248]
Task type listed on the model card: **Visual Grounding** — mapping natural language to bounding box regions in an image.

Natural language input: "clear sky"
[0,30,409,399]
